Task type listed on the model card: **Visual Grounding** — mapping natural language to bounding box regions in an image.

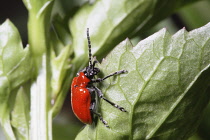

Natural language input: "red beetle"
[71,28,127,127]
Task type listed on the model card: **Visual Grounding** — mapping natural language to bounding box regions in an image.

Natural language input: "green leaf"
[0,20,31,139]
[51,45,72,117]
[52,0,89,18]
[198,102,210,139]
[69,0,200,71]
[70,0,155,64]
[49,14,73,117]
[51,46,71,98]
[76,23,210,139]
[11,87,30,140]
[0,20,31,89]
[51,14,72,55]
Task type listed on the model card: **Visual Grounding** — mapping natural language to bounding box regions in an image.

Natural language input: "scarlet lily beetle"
[71,28,127,127]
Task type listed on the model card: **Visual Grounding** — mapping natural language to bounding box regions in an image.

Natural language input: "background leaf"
[11,87,30,140]
[0,20,31,140]
[76,23,210,140]
[69,0,201,72]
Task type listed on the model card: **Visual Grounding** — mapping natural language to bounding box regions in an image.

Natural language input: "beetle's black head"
[83,28,100,79]
[84,65,100,79]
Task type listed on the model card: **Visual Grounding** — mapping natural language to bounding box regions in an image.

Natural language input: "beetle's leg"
[91,70,127,83]
[93,86,127,112]
[90,101,109,128]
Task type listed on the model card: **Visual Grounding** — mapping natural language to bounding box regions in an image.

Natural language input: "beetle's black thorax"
[80,65,100,80]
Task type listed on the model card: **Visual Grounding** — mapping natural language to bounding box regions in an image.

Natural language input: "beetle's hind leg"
[90,101,109,128]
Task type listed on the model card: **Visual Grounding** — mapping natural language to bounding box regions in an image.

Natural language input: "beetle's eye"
[84,72,88,76]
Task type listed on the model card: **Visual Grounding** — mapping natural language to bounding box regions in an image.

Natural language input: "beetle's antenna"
[87,28,92,67]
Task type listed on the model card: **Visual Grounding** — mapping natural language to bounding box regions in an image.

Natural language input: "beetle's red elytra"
[71,28,127,127]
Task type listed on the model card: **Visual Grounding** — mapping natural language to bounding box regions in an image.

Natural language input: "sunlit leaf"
[69,0,200,71]
[76,23,210,140]
[0,20,31,140]
[11,87,30,140]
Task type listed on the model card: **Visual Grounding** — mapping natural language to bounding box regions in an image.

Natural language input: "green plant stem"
[29,56,52,140]
[27,1,53,140]
[28,14,49,69]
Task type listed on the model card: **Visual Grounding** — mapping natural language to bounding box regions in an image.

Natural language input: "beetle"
[71,28,127,127]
